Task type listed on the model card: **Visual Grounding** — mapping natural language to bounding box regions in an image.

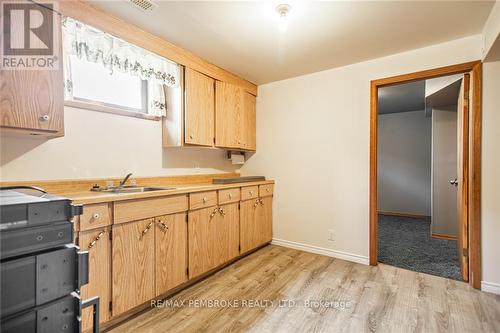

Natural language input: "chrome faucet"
[118,173,133,188]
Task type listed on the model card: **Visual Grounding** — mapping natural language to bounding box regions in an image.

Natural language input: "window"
[68,55,148,113]
[62,17,181,119]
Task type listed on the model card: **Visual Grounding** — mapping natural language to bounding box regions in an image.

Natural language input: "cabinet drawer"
[218,188,240,205]
[189,191,217,210]
[241,186,259,201]
[259,184,274,197]
[80,203,111,231]
[114,195,188,224]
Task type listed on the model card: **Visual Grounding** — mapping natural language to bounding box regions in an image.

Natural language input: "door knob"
[450,178,458,186]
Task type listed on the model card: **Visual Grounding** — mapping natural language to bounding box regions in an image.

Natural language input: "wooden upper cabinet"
[184,68,215,146]
[215,81,243,149]
[215,81,256,151]
[0,3,64,136]
[242,92,256,150]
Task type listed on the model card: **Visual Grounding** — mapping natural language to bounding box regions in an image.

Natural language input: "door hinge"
[109,301,113,312]
[463,248,468,257]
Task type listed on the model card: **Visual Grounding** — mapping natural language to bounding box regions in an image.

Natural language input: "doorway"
[369,61,482,289]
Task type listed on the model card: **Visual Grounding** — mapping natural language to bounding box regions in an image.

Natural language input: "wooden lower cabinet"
[78,227,112,331]
[155,213,188,296]
[215,203,240,265]
[188,203,240,279]
[74,185,273,328]
[188,207,218,278]
[259,197,273,244]
[112,218,155,316]
[240,197,273,254]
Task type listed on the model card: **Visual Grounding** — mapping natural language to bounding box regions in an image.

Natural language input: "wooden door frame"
[369,60,482,289]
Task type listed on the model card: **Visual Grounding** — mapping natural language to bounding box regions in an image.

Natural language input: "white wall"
[241,35,482,265]
[431,109,458,237]
[377,110,431,216]
[425,74,463,97]
[482,1,500,60]
[481,60,500,293]
[0,106,237,181]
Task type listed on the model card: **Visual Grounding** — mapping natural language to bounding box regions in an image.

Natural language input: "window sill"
[64,100,161,121]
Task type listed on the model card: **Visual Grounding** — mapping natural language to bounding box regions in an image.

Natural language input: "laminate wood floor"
[108,245,500,333]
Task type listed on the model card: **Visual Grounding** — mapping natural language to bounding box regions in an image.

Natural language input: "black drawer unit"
[0,294,85,333]
[1,246,88,317]
[1,221,73,260]
[0,187,98,333]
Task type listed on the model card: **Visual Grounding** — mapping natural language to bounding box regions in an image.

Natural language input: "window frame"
[64,55,159,121]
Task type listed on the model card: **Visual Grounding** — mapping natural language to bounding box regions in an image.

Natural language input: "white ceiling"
[89,1,495,85]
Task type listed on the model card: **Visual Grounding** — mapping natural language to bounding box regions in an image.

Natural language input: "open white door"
[457,74,470,281]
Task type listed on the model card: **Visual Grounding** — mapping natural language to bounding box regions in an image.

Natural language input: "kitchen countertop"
[64,180,275,205]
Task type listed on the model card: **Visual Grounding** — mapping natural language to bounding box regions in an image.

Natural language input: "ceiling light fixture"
[276,4,291,32]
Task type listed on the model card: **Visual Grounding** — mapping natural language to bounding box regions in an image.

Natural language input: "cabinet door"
[215,203,240,265]
[79,227,111,330]
[112,218,155,316]
[188,207,218,279]
[257,197,273,245]
[0,3,64,135]
[240,199,260,254]
[215,81,243,149]
[242,92,256,151]
[184,68,215,146]
[155,213,188,296]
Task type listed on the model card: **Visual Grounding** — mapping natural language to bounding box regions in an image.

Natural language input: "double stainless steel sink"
[90,173,176,193]
[91,186,176,193]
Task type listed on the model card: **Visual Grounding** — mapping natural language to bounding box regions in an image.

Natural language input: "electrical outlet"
[328,229,335,241]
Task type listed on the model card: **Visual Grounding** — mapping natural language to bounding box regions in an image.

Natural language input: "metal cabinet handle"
[228,193,233,198]
[210,207,218,219]
[92,213,100,220]
[40,114,50,121]
[203,197,208,203]
[254,199,259,208]
[158,220,169,232]
[88,230,106,249]
[218,207,226,216]
[141,221,154,237]
[450,178,458,186]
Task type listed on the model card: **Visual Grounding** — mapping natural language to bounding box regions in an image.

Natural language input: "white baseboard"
[271,238,369,265]
[481,281,500,295]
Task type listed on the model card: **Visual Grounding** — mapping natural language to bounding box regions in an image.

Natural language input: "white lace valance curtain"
[62,17,180,116]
